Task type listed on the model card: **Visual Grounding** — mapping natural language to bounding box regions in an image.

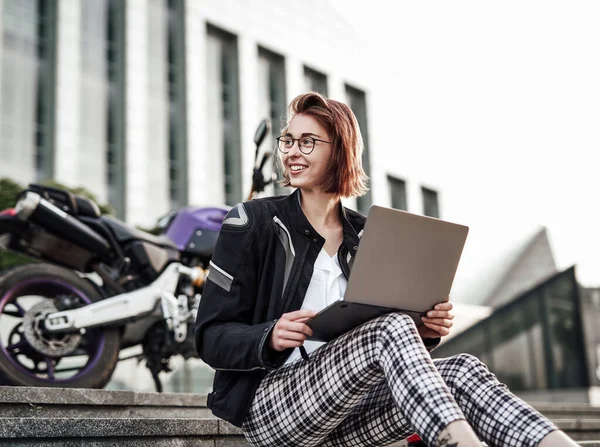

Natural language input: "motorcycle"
[0,120,274,391]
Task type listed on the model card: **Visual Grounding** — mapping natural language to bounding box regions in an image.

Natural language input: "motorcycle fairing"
[165,207,228,260]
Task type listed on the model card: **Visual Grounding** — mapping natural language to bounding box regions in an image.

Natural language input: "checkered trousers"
[241,313,557,447]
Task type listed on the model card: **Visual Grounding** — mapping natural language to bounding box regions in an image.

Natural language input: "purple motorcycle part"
[165,206,228,258]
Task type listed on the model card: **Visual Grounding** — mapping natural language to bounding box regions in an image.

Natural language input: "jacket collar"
[285,189,361,253]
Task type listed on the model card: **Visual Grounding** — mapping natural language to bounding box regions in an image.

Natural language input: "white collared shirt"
[284,248,348,365]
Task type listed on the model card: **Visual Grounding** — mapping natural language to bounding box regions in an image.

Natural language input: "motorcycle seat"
[101,216,179,250]
[73,195,102,218]
[26,184,101,218]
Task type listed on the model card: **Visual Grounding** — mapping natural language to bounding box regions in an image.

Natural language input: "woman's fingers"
[277,319,313,337]
[426,309,455,319]
[433,301,453,311]
[428,300,454,319]
[283,310,318,321]
[270,313,316,351]
[422,317,453,328]
[423,321,451,336]
[275,329,307,342]
[271,329,308,350]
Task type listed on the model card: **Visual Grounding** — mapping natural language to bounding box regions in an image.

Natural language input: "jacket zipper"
[272,216,296,256]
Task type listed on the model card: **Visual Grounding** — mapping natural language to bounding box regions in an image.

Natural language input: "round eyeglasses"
[276,136,331,155]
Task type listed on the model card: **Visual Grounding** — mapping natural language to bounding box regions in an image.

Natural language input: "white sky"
[330,0,600,287]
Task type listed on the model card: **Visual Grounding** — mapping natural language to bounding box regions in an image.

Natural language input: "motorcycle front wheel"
[0,264,120,388]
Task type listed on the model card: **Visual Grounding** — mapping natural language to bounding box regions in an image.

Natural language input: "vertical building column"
[145,0,169,221]
[327,74,345,102]
[54,0,82,185]
[125,0,151,226]
[184,1,209,206]
[238,35,259,199]
[78,1,110,202]
[406,181,422,215]
[285,56,305,103]
[0,0,4,137]
[364,90,379,204]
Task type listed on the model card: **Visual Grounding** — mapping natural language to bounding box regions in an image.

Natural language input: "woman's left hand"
[419,300,454,339]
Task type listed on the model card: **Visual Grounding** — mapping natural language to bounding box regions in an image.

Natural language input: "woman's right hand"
[269,310,317,351]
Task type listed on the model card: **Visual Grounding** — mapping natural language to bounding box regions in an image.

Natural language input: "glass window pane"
[166,0,187,210]
[346,85,371,214]
[489,305,535,391]
[544,273,587,388]
[434,322,491,370]
[258,47,287,196]
[388,176,407,211]
[105,0,126,219]
[207,25,241,206]
[304,66,327,95]
[422,187,440,218]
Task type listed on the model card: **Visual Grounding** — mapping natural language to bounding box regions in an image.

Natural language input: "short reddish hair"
[278,92,369,198]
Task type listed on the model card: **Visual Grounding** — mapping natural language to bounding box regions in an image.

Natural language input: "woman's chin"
[289,179,309,190]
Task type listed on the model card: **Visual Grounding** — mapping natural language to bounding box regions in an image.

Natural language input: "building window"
[34,0,57,181]
[106,0,126,219]
[258,47,287,195]
[0,0,57,182]
[167,0,187,210]
[304,66,327,95]
[388,175,407,211]
[346,85,371,214]
[207,25,242,206]
[422,187,439,218]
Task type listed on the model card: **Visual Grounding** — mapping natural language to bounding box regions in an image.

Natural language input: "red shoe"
[407,433,428,446]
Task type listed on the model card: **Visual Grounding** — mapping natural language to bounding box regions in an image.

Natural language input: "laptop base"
[306,301,425,343]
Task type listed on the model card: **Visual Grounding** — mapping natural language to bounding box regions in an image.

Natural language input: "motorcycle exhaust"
[15,192,111,256]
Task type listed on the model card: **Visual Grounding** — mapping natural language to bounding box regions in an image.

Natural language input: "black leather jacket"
[194,190,365,426]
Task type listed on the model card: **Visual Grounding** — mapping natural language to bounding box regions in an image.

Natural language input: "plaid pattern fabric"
[242,313,556,447]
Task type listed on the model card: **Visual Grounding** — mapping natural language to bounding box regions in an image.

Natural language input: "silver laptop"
[306,205,469,342]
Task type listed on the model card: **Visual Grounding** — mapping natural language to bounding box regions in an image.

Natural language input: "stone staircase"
[0,386,244,446]
[0,386,599,446]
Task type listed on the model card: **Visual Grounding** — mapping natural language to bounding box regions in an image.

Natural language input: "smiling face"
[280,113,333,193]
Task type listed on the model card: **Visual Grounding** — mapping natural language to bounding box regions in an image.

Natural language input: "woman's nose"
[287,140,302,156]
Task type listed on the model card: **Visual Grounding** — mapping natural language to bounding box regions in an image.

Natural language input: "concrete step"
[0,386,211,419]
[553,419,600,442]
[0,386,599,446]
[0,417,249,446]
[0,386,248,446]
[534,403,600,420]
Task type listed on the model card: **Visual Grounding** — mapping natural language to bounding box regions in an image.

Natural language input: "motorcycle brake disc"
[23,301,82,358]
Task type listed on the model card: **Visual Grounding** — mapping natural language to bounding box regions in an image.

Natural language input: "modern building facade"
[0,0,443,229]
[435,266,600,404]
[3,0,596,400]
[0,0,446,392]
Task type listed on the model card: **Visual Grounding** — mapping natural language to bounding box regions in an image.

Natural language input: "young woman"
[195,92,577,447]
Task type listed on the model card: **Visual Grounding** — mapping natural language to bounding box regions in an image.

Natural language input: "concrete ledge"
[555,419,580,430]
[0,386,206,407]
[534,403,600,419]
[0,386,210,419]
[218,421,244,436]
[1,403,213,419]
[580,420,600,430]
[0,439,247,447]
[0,418,221,439]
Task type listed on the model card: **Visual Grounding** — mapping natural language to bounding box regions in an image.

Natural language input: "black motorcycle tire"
[0,263,121,389]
